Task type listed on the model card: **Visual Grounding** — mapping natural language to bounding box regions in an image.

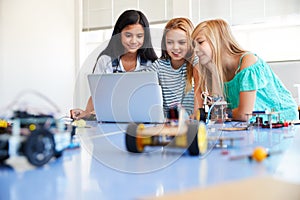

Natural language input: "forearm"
[211,72,223,98]
[85,96,94,113]
[193,65,203,112]
[194,96,203,114]
[231,91,256,121]
[232,108,249,122]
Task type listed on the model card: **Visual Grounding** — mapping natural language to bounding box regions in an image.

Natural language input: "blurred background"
[0,0,299,117]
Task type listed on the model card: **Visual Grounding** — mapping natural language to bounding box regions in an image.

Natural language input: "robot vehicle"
[124,97,244,155]
[0,110,78,167]
[125,107,208,156]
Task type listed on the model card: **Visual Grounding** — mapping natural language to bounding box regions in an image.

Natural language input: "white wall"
[269,61,300,105]
[232,22,300,62]
[0,0,76,117]
[1,0,299,117]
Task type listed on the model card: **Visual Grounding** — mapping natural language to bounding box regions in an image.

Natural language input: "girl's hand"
[70,109,91,120]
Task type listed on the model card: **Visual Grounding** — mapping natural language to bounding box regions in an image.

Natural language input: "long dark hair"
[92,10,157,72]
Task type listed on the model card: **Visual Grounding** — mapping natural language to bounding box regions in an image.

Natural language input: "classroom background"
[0,0,299,116]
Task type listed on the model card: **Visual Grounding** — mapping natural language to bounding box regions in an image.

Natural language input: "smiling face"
[121,24,145,54]
[165,29,189,63]
[193,33,213,66]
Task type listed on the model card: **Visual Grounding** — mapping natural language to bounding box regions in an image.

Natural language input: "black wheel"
[187,121,200,156]
[0,140,9,162]
[24,129,55,167]
[125,123,144,153]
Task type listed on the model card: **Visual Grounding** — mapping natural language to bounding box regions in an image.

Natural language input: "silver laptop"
[88,71,165,123]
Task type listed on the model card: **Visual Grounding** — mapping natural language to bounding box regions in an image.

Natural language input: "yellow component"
[141,136,152,145]
[252,147,268,162]
[195,109,200,121]
[29,124,36,131]
[72,119,86,128]
[137,124,145,130]
[198,123,208,154]
[175,134,187,147]
[0,119,8,128]
[136,135,145,152]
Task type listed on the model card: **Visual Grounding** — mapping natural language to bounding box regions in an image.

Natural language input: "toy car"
[125,106,208,156]
[125,121,207,156]
[124,102,246,155]
[0,110,78,167]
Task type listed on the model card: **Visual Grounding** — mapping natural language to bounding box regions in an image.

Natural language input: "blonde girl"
[148,17,199,116]
[192,19,298,121]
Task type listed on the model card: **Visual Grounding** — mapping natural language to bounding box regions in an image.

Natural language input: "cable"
[1,89,61,118]
[206,96,223,124]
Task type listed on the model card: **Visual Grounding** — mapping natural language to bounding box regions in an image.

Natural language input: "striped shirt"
[147,57,198,116]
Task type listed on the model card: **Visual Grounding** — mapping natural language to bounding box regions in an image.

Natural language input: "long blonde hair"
[192,19,246,97]
[161,17,195,93]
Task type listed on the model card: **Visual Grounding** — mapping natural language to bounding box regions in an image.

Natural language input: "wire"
[1,89,61,118]
[205,96,223,124]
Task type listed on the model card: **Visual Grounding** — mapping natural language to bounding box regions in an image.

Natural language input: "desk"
[1,122,300,200]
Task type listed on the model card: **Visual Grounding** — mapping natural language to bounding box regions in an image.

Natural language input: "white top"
[93,55,152,73]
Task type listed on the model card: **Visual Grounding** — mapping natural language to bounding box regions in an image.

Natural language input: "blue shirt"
[224,54,298,121]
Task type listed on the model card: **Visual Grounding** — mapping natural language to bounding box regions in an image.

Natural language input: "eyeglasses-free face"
[121,24,145,54]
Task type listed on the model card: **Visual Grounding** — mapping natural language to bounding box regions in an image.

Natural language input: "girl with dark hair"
[71,10,157,120]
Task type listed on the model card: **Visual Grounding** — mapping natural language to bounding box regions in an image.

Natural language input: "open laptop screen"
[88,71,165,123]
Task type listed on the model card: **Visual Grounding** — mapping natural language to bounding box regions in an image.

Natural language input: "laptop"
[88,71,165,123]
